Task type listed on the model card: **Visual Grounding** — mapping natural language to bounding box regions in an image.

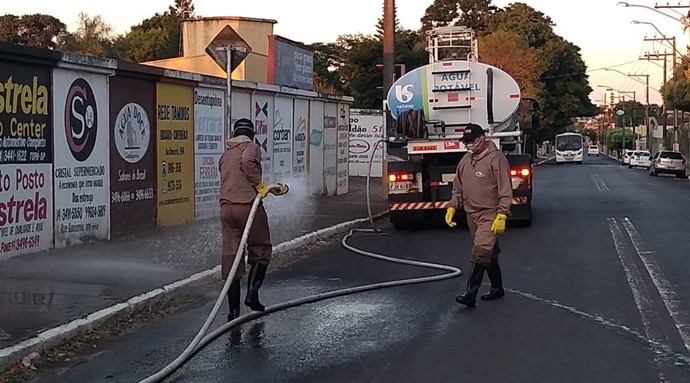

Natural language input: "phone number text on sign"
[111,188,155,204]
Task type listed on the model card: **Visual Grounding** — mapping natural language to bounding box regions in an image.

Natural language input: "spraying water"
[262,175,316,242]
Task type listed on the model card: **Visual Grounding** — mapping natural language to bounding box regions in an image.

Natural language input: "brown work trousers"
[466,209,501,265]
[221,202,272,280]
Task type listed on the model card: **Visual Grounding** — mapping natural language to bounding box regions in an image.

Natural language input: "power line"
[540,60,640,80]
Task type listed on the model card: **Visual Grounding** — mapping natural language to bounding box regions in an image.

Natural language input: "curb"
[0,210,389,372]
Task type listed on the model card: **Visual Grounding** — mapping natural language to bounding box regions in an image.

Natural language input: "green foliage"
[0,14,69,49]
[611,100,648,127]
[605,127,637,150]
[661,60,690,112]
[421,0,496,33]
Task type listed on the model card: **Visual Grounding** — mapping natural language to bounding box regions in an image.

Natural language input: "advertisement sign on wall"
[53,69,110,247]
[324,103,338,196]
[349,111,384,177]
[309,101,324,195]
[268,36,314,91]
[194,87,224,220]
[293,99,308,178]
[109,76,157,237]
[0,61,54,260]
[336,103,349,195]
[273,97,293,181]
[156,82,194,227]
[252,94,274,183]
[231,91,251,138]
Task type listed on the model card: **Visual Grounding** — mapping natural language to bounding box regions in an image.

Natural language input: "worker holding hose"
[445,123,513,308]
[219,118,288,321]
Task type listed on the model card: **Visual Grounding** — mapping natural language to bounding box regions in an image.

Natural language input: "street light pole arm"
[618,2,684,23]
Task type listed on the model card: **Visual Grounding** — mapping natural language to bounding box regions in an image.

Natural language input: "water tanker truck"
[383,26,541,229]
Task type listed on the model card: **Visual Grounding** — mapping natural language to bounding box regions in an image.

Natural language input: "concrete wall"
[0,42,352,261]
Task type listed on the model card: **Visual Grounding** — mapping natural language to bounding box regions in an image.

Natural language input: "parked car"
[622,149,635,166]
[649,150,687,178]
[587,145,600,156]
[629,150,652,169]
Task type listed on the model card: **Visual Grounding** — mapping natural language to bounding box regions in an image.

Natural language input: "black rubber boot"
[227,279,241,321]
[456,262,486,308]
[481,260,505,301]
[245,263,268,312]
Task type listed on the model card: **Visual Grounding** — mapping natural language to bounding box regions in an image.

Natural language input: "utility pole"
[382,0,395,100]
[629,74,650,151]
[620,91,636,148]
[641,47,674,149]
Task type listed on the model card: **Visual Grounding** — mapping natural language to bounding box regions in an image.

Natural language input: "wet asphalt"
[0,177,386,349]
[30,155,690,382]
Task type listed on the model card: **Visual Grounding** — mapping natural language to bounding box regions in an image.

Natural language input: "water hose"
[138,144,463,383]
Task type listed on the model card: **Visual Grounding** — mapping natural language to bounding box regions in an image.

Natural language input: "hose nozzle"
[268,182,289,196]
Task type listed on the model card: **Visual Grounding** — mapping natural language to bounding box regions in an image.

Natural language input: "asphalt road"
[30,155,690,382]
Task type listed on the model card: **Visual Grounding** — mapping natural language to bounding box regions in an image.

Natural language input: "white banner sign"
[194,87,224,220]
[349,113,383,177]
[273,97,293,182]
[53,69,110,247]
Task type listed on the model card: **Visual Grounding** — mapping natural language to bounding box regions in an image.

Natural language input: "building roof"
[181,16,278,24]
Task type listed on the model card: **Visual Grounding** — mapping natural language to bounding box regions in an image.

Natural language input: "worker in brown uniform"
[445,123,513,308]
[219,118,286,321]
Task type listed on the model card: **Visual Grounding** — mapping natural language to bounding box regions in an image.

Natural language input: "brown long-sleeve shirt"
[448,140,513,215]
[219,135,263,204]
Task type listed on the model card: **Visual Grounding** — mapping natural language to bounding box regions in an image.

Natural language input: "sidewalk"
[0,177,387,352]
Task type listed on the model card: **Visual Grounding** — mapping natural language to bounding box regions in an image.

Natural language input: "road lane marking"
[622,217,690,354]
[592,174,602,191]
[592,174,610,192]
[507,288,690,369]
[598,176,610,191]
[608,218,671,382]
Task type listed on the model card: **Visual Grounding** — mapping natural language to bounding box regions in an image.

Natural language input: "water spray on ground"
[263,175,316,235]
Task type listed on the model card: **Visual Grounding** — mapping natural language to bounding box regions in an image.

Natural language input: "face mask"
[466,143,476,152]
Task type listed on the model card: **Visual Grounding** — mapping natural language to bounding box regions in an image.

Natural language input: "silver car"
[649,150,687,178]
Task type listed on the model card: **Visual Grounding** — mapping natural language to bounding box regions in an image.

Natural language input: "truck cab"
[382,26,540,229]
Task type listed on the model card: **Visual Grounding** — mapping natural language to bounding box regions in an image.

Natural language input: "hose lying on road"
[138,141,463,383]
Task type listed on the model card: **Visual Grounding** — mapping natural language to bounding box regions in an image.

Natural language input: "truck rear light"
[388,173,413,182]
[510,168,530,177]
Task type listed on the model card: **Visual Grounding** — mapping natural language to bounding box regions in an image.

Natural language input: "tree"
[612,100,648,127]
[421,0,459,31]
[477,28,543,98]
[114,0,196,62]
[62,13,114,56]
[421,0,496,33]
[486,3,555,46]
[661,60,690,112]
[310,42,345,94]
[375,2,401,40]
[483,3,597,140]
[0,14,69,49]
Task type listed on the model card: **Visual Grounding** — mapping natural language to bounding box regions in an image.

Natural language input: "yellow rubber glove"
[445,207,457,228]
[490,213,508,234]
[255,182,269,198]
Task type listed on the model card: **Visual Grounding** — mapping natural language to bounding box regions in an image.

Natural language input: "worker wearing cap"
[445,123,513,308]
[219,118,284,321]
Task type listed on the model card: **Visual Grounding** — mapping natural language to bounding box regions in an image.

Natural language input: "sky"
[3,0,688,106]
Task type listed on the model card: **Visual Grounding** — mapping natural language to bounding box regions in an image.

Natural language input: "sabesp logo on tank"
[64,78,98,162]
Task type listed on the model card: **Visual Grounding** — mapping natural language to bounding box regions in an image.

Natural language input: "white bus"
[555,133,584,164]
